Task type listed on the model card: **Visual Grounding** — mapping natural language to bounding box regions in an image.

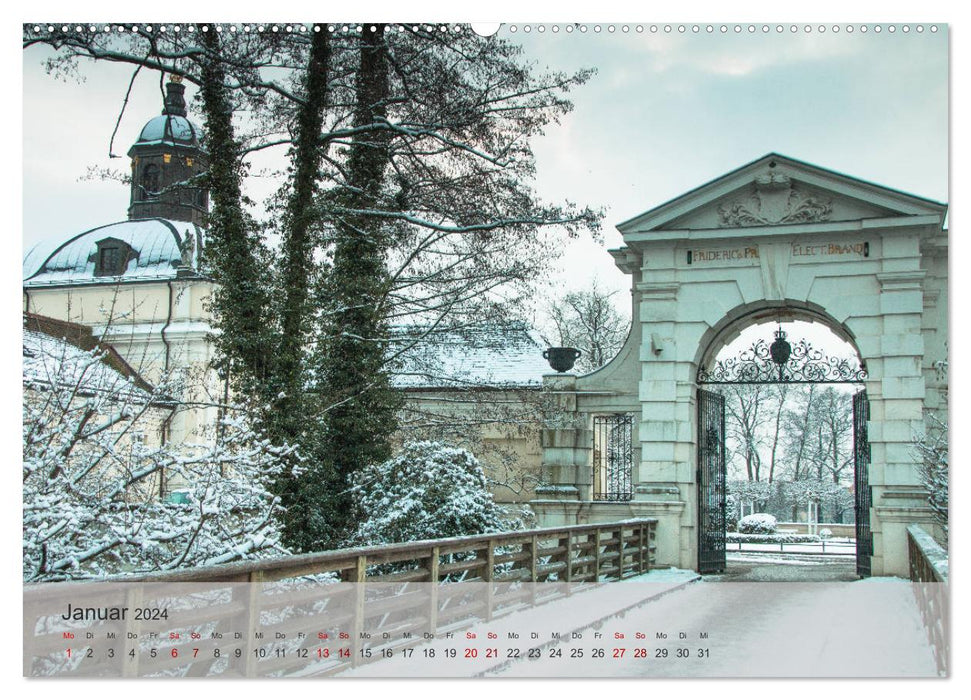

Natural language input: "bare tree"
[913,358,948,544]
[809,387,854,485]
[721,383,772,482]
[781,384,818,482]
[544,278,629,373]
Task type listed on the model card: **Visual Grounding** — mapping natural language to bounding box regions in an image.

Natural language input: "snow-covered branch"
[23,330,299,581]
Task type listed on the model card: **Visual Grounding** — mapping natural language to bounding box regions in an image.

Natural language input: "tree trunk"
[196,25,272,396]
[310,24,400,550]
[271,29,332,546]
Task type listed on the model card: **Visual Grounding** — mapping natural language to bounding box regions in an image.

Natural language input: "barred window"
[592,414,634,501]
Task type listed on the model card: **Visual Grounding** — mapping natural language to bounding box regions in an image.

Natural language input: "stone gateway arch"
[532,154,947,577]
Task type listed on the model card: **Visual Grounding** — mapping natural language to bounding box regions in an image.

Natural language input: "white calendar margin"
[5,0,964,695]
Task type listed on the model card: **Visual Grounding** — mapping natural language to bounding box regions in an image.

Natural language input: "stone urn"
[543,347,582,373]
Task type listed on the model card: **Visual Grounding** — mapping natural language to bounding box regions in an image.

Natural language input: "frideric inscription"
[686,247,759,265]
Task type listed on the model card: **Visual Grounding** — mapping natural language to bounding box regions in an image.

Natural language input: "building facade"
[531,154,948,577]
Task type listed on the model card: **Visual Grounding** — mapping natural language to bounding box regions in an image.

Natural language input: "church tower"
[127,76,209,226]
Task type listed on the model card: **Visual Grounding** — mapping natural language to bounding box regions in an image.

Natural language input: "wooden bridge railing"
[24,520,658,677]
[907,524,948,676]
[124,518,658,584]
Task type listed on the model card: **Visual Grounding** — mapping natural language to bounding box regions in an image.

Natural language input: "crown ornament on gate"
[697,330,867,384]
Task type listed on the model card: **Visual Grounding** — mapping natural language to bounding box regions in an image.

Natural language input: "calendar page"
[21,17,949,680]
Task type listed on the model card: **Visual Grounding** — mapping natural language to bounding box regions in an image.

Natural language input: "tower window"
[141,164,160,199]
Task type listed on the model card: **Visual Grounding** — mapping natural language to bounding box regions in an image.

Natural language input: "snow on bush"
[819,528,833,539]
[23,334,298,581]
[738,513,778,535]
[913,411,948,545]
[347,441,511,547]
[731,533,818,544]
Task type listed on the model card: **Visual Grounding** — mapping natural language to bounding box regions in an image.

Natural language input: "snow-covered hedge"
[347,441,512,547]
[738,513,778,535]
[726,532,821,544]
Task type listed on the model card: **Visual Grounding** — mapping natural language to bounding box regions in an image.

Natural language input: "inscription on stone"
[686,247,759,265]
[792,241,869,258]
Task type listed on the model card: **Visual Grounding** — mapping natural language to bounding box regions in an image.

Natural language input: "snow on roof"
[23,218,204,286]
[392,323,551,390]
[135,114,204,149]
[23,328,151,399]
[23,238,62,279]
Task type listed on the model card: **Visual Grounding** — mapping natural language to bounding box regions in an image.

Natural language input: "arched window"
[141,164,160,199]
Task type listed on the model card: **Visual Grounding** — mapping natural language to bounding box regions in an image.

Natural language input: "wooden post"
[638,523,647,573]
[350,555,366,668]
[484,540,496,621]
[616,528,626,580]
[562,534,572,584]
[427,546,439,638]
[243,570,264,678]
[483,540,496,582]
[526,535,538,606]
[593,528,602,582]
[122,585,144,678]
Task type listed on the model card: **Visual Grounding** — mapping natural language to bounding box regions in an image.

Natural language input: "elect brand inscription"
[792,242,869,257]
[61,604,169,621]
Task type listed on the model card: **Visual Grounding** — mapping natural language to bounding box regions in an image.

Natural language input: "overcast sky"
[22,24,948,319]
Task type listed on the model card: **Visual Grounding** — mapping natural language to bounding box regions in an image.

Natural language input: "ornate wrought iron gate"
[697,389,727,573]
[593,414,633,501]
[853,390,873,577]
[696,328,871,577]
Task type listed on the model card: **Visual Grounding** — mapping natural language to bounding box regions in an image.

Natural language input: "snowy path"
[487,577,939,677]
[336,564,939,678]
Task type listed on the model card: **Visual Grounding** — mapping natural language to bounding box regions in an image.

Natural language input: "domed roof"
[134,114,204,149]
[23,218,204,286]
[129,77,205,152]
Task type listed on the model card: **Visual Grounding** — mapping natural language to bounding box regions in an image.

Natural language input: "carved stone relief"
[718,171,833,227]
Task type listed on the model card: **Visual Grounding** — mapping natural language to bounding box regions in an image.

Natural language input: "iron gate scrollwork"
[697,389,727,573]
[854,390,873,577]
[593,414,633,501]
[697,333,867,384]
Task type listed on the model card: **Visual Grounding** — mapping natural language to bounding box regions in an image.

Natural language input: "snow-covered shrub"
[914,411,948,545]
[23,333,298,581]
[347,441,510,547]
[726,532,820,544]
[725,493,739,531]
[738,513,778,535]
[819,528,833,539]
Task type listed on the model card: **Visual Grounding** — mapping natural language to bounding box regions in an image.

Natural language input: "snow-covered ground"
[336,565,939,678]
[336,568,700,678]
[485,577,939,677]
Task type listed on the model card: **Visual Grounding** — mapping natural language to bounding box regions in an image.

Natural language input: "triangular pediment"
[617,153,946,235]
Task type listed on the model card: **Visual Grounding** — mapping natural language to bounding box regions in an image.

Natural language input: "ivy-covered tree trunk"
[305,25,401,550]
[196,25,273,397]
[271,29,333,547]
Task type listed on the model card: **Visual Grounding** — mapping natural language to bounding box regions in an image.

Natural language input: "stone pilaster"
[535,373,592,501]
